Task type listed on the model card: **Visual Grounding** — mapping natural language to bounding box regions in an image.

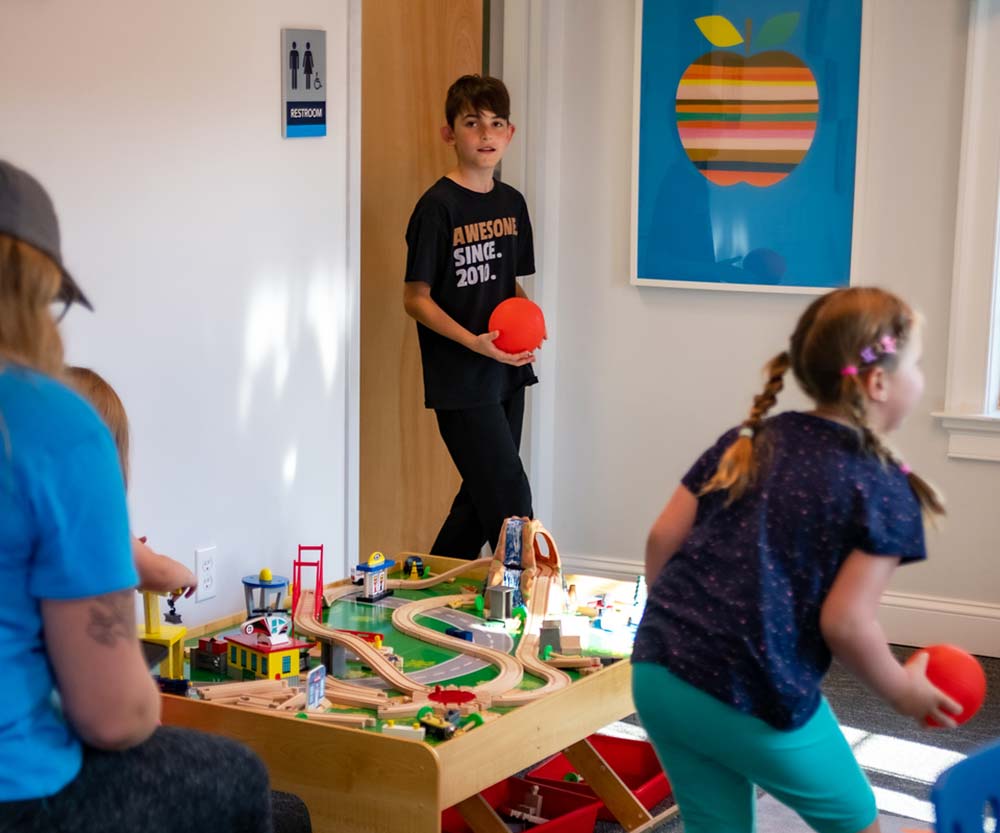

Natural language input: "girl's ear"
[864,365,890,403]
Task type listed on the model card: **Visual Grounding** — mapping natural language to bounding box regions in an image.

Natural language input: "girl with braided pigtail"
[841,373,946,517]
[700,350,791,502]
[632,287,957,833]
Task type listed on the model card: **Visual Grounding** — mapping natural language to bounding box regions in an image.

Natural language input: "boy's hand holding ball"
[471,330,535,366]
[475,298,546,365]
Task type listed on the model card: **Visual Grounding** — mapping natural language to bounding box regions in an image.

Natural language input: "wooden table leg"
[455,794,512,833]
[563,738,678,832]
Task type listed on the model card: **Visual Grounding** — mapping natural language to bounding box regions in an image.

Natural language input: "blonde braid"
[701,351,791,503]
[842,374,886,461]
[842,375,946,519]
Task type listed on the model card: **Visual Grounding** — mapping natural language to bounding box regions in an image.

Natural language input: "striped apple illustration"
[675,13,817,187]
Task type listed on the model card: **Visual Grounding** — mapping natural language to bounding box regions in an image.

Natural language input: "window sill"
[933,412,1000,462]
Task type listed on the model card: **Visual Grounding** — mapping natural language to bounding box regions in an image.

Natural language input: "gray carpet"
[588,646,999,832]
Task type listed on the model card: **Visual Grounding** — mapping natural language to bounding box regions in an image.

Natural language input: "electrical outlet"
[195,546,217,602]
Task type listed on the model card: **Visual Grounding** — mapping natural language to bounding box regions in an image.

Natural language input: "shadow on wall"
[236,261,347,489]
[641,160,786,285]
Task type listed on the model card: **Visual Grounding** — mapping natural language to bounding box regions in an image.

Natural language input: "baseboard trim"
[562,553,644,581]
[879,590,1000,658]
[560,553,1000,658]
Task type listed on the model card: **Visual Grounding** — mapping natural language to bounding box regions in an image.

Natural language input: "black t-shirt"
[405,176,538,409]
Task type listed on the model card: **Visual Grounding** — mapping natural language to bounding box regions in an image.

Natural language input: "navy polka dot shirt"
[632,411,925,730]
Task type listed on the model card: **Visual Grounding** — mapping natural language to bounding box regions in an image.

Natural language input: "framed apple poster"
[630,0,865,292]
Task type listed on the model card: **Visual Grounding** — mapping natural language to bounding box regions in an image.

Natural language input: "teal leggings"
[632,663,877,833]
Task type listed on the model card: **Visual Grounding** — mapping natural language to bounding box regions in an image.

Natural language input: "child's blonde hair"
[64,366,130,488]
[0,234,64,376]
[702,286,944,517]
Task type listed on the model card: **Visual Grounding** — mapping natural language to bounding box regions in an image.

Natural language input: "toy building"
[487,585,514,621]
[355,551,395,602]
[241,568,290,618]
[190,636,228,675]
[225,613,314,681]
[539,619,562,654]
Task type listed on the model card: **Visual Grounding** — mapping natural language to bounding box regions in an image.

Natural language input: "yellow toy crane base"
[137,590,187,680]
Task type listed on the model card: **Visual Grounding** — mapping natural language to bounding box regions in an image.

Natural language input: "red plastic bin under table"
[525,733,672,822]
[441,775,601,833]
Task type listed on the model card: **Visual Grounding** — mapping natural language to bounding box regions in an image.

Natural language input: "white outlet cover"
[195,546,217,603]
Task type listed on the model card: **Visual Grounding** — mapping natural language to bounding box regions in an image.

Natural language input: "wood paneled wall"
[359,1,483,561]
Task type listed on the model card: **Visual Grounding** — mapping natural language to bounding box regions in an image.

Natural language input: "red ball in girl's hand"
[488,298,546,354]
[907,644,986,727]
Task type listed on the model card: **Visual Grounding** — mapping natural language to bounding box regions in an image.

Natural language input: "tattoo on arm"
[85,591,134,647]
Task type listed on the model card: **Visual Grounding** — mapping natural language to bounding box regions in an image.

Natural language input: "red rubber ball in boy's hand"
[907,644,987,727]
[488,298,546,354]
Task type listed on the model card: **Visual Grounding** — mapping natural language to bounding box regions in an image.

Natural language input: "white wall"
[0,0,360,625]
[507,1,1000,655]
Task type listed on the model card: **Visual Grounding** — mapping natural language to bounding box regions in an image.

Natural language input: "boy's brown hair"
[65,366,130,488]
[445,74,511,127]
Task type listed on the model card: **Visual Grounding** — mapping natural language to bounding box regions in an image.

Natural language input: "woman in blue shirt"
[0,160,273,832]
[633,287,961,833]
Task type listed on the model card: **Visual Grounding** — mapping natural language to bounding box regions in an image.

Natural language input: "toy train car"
[418,712,457,741]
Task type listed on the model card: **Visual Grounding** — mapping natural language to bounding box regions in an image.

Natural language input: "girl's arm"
[820,550,962,727]
[42,590,161,750]
[403,281,535,367]
[645,485,698,585]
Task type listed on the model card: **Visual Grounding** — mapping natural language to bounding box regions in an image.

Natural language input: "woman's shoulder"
[0,364,108,450]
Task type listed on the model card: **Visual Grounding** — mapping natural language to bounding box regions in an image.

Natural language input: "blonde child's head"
[703,286,943,516]
[788,287,917,415]
[64,366,130,488]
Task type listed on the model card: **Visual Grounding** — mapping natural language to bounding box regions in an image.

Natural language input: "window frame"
[936,0,1000,461]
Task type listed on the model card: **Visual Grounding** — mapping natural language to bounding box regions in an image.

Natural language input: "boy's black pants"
[432,387,533,559]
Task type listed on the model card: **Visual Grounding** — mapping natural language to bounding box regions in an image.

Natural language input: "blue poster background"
[636,0,862,288]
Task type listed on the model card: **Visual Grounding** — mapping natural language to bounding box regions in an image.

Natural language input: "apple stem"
[746,18,752,55]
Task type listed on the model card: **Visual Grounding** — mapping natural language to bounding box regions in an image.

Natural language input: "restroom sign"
[282,28,326,138]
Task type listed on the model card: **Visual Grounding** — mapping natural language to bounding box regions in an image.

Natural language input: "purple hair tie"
[841,365,859,376]
[860,347,878,364]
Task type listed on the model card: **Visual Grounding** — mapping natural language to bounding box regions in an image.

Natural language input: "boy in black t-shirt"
[403,74,540,559]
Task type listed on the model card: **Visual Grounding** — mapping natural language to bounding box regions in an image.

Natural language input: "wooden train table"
[162,553,674,833]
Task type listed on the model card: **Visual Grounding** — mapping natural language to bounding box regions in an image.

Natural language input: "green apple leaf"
[694,15,744,48]
[755,12,800,49]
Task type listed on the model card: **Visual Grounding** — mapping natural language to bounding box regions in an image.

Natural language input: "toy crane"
[137,590,188,693]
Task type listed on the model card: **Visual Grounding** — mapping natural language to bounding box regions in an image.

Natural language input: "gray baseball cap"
[0,160,92,311]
